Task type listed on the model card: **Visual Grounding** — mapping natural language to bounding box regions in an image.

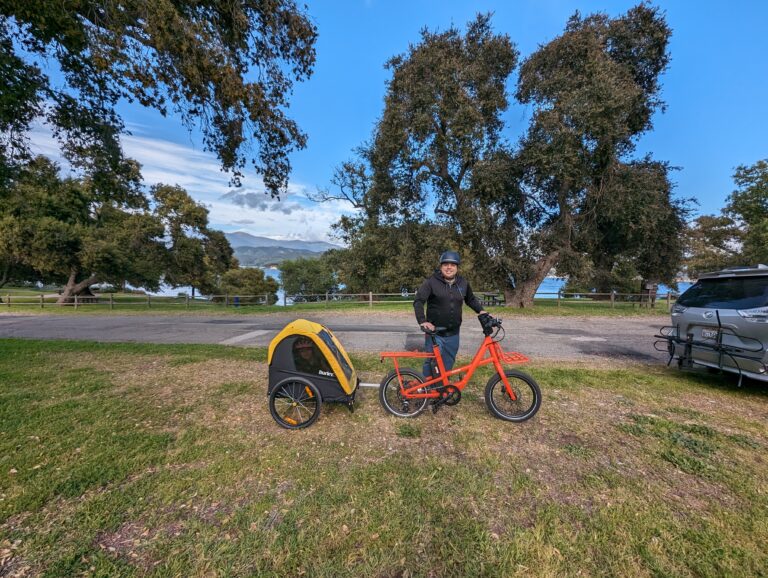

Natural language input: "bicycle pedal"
[430,393,449,414]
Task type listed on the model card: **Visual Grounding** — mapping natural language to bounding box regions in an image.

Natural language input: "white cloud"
[28,121,354,244]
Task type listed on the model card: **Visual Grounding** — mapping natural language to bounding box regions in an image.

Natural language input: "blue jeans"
[423,332,460,378]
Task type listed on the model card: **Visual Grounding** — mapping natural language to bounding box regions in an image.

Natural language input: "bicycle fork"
[490,343,518,401]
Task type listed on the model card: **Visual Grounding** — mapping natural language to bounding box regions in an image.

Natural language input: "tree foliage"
[280,256,337,299]
[153,184,236,295]
[0,156,235,301]
[328,217,476,293]
[726,159,768,265]
[684,158,768,275]
[505,4,681,304]
[684,215,741,277]
[569,159,689,292]
[218,267,278,304]
[321,6,687,307]
[0,0,317,195]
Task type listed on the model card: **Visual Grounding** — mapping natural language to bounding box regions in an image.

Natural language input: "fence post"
[265,293,269,306]
[610,290,615,309]
[147,294,151,308]
[225,294,229,308]
[283,292,287,306]
[110,293,114,311]
[369,291,373,307]
[325,291,329,306]
[667,292,671,312]
[74,295,78,310]
[557,291,561,308]
[40,294,44,309]
[6,294,9,308]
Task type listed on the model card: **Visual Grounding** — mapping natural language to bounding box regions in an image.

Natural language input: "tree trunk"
[503,251,560,308]
[57,269,100,304]
[0,262,9,301]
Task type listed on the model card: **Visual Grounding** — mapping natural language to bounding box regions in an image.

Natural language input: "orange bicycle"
[378,318,541,422]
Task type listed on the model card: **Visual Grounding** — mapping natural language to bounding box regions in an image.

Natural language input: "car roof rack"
[699,264,768,278]
[720,264,768,271]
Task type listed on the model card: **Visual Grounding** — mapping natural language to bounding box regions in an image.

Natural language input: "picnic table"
[480,292,504,306]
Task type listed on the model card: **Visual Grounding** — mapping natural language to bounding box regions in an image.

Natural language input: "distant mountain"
[224,232,341,267]
[225,232,340,253]
[233,246,322,267]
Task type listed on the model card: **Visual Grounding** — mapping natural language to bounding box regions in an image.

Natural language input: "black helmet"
[439,251,461,265]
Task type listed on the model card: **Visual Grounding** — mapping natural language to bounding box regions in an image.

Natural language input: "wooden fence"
[1,290,678,310]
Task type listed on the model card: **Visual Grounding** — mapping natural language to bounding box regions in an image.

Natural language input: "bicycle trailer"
[267,319,359,429]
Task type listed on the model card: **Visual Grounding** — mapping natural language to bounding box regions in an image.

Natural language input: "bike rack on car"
[654,311,766,387]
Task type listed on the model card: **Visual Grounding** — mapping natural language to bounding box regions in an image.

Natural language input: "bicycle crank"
[431,385,461,413]
[443,385,461,406]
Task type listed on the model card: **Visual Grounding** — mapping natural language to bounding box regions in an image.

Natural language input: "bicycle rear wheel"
[379,369,428,418]
[484,370,541,422]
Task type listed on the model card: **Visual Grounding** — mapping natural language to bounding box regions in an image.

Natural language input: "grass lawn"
[1,339,766,576]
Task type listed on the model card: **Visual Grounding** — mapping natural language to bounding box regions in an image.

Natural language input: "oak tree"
[280,256,337,299]
[218,267,278,304]
[332,6,687,307]
[0,156,235,303]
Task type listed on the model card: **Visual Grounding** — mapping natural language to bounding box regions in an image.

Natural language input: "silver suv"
[666,265,768,383]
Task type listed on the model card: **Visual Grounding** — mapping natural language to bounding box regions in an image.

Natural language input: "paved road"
[0,312,670,364]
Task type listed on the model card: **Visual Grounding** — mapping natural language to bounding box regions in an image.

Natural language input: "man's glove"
[478,312,495,336]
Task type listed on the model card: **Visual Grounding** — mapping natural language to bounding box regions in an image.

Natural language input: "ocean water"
[535,277,691,299]
[264,268,285,304]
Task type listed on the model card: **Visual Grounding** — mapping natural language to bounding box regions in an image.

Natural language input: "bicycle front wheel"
[379,369,428,418]
[484,370,541,422]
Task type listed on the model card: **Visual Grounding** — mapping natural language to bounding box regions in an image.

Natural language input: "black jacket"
[413,271,484,336]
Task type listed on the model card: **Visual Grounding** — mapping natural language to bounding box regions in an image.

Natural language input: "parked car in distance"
[669,264,768,382]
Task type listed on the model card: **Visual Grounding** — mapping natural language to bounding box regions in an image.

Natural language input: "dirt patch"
[58,352,269,426]
[0,539,29,578]
[95,518,187,572]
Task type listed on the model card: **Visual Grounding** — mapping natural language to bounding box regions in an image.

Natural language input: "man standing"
[413,251,491,377]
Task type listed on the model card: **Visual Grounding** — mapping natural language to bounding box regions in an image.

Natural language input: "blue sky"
[31,0,768,243]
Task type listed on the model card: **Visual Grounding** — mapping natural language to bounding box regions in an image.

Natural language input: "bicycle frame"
[380,333,529,400]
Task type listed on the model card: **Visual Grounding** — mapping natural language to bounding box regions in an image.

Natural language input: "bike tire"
[269,378,322,429]
[379,369,429,418]
[484,370,541,422]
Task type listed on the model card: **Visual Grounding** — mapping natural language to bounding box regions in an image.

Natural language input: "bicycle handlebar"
[420,317,504,335]
[420,325,447,335]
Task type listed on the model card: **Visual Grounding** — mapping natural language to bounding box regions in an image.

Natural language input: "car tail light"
[737,306,768,322]
[671,303,687,316]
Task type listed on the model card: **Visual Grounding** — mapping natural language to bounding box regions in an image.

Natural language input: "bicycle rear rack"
[654,311,766,387]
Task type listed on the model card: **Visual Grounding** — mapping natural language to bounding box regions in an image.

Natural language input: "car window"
[677,276,768,309]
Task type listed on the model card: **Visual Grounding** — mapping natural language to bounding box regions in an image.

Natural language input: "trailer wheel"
[269,377,322,429]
